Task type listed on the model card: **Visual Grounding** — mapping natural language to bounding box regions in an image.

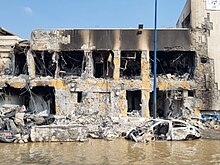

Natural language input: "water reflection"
[0,139,219,165]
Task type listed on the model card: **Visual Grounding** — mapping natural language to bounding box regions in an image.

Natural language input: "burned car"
[126,119,201,142]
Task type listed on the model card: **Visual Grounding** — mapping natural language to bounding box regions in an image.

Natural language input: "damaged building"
[0,0,220,121]
[3,28,197,119]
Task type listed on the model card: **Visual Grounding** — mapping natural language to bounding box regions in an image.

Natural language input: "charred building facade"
[0,29,202,118]
[0,0,220,119]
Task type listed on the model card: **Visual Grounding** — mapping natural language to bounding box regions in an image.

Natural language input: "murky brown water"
[0,139,219,165]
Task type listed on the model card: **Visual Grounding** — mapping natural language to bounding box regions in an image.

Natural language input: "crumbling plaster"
[0,28,205,119]
[0,36,21,75]
[177,0,220,111]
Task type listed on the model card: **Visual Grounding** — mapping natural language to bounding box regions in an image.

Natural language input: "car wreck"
[125,119,201,142]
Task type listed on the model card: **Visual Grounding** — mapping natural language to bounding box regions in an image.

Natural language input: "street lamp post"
[153,0,158,119]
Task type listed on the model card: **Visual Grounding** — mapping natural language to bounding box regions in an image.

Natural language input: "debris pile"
[200,112,220,129]
[1,102,219,143]
[0,104,56,143]
[0,104,130,143]
[196,112,220,140]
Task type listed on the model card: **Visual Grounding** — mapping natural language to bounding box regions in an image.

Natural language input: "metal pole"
[153,0,158,119]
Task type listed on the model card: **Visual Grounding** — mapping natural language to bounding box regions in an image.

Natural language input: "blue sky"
[0,0,186,39]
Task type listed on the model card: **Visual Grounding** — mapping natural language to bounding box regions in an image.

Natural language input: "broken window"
[13,53,28,76]
[0,86,56,115]
[71,91,83,103]
[172,121,186,128]
[126,90,142,116]
[12,41,29,76]
[120,51,141,79]
[149,90,183,118]
[153,121,170,139]
[92,51,114,78]
[77,92,82,103]
[59,51,85,77]
[188,90,195,97]
[33,51,56,77]
[150,51,195,80]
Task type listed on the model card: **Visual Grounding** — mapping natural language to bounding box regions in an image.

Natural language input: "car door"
[171,120,188,140]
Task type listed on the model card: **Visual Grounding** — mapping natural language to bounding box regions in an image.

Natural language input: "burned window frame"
[92,50,114,79]
[59,51,85,78]
[12,41,30,76]
[150,51,196,80]
[33,51,56,77]
[120,51,142,79]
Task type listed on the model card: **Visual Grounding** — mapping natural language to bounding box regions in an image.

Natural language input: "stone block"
[30,125,88,142]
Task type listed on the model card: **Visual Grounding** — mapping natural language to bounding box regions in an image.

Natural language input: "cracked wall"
[177,0,220,112]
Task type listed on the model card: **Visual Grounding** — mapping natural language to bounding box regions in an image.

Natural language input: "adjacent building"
[0,27,21,75]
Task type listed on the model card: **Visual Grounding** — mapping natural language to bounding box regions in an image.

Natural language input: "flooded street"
[0,139,219,165]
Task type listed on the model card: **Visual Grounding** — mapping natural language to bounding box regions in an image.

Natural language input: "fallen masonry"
[0,104,219,143]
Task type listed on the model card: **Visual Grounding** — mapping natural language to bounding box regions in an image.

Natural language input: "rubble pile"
[0,104,137,143]
[0,103,219,143]
[196,112,220,140]
[0,104,55,143]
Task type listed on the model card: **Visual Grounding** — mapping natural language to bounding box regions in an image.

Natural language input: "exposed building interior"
[149,90,184,118]
[126,90,142,116]
[0,86,55,115]
[120,51,141,79]
[12,41,29,76]
[150,51,195,79]
[59,51,85,78]
[33,51,56,77]
[92,50,114,78]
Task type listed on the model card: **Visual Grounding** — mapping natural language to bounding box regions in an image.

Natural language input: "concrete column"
[141,90,150,118]
[53,52,60,79]
[141,51,150,118]
[141,50,150,83]
[115,90,127,117]
[26,50,36,78]
[84,51,94,78]
[113,50,120,80]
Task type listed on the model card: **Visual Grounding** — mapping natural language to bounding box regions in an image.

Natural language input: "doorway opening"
[126,90,142,116]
